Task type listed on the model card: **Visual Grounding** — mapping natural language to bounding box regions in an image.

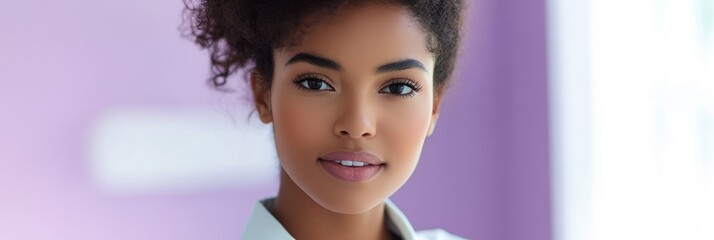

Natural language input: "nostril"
[337,130,373,138]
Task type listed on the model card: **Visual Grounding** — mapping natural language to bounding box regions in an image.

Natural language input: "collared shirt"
[241,197,467,240]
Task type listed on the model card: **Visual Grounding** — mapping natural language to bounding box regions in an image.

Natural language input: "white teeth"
[336,160,368,167]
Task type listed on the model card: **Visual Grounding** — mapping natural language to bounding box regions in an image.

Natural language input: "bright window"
[549,0,714,239]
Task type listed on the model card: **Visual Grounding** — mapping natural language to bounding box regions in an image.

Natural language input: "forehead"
[275,3,435,72]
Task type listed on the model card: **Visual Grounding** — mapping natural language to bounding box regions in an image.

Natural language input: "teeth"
[336,160,368,167]
[352,161,366,167]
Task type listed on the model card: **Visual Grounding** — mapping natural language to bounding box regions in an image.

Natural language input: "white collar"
[241,197,418,240]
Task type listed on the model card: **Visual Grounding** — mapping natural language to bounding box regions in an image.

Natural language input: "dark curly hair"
[182,0,464,93]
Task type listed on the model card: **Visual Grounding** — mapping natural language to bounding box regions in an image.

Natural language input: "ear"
[250,71,273,124]
[427,86,445,137]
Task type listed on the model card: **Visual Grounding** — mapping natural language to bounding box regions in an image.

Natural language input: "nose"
[333,97,376,139]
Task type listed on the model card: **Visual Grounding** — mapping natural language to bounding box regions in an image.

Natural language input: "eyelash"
[291,73,423,98]
[384,79,423,98]
[292,73,333,93]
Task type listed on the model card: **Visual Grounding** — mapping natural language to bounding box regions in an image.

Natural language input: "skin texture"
[250,3,443,240]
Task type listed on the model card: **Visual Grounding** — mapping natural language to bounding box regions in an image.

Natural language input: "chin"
[312,194,385,214]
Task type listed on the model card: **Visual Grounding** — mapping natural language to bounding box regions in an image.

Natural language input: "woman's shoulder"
[415,228,469,240]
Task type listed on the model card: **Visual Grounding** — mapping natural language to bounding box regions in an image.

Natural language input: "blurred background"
[0,0,711,239]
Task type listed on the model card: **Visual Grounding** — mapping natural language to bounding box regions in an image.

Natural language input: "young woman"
[184,0,465,239]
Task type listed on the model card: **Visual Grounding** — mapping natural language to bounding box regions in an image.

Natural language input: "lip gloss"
[318,151,385,182]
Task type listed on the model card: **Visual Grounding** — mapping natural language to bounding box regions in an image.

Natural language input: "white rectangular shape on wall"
[88,107,278,194]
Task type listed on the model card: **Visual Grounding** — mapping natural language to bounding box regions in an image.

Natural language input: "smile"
[318,159,385,182]
[317,151,386,182]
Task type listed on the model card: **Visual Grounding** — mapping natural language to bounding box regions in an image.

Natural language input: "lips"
[318,151,385,182]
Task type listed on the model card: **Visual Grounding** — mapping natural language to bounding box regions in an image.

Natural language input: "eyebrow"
[285,53,428,73]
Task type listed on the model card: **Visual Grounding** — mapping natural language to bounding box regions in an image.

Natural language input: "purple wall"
[0,0,550,239]
[392,1,551,239]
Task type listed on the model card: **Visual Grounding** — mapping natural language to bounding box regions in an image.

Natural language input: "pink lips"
[318,151,385,182]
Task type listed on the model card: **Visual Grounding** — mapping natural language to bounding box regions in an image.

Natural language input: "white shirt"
[241,197,467,240]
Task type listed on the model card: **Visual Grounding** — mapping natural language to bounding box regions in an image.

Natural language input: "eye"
[379,79,422,97]
[293,74,334,91]
[382,84,413,95]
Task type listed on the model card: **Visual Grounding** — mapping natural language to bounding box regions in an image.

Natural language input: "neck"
[271,169,396,240]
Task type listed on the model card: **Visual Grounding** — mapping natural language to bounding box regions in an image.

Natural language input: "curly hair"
[183,0,464,92]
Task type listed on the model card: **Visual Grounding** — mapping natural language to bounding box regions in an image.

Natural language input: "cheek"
[270,90,331,161]
[378,96,433,165]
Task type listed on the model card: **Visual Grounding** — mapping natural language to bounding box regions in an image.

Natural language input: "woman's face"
[252,3,442,214]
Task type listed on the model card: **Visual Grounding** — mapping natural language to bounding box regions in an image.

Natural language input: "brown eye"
[380,83,415,95]
[293,74,334,91]
[304,78,329,90]
[389,84,408,94]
